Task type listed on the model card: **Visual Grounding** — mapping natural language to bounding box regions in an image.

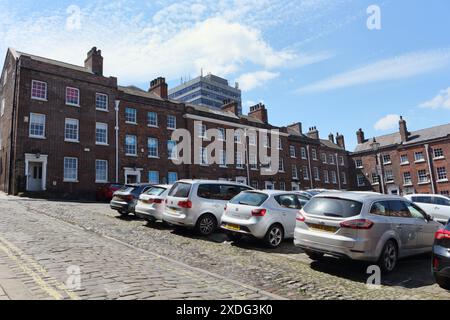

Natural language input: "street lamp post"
[370,138,385,194]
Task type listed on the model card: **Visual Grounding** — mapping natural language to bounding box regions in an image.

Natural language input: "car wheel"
[118,210,129,216]
[435,274,450,290]
[264,224,284,248]
[195,214,217,236]
[378,240,398,273]
[304,250,324,261]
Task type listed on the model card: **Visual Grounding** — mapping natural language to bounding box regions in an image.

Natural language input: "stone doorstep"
[0,257,39,300]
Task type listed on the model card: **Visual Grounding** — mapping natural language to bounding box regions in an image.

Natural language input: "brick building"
[351,117,450,196]
[0,47,350,199]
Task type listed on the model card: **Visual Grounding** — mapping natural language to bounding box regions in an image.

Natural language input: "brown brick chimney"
[85,47,103,76]
[399,116,409,142]
[336,132,346,149]
[221,99,239,115]
[307,127,319,140]
[248,103,268,124]
[149,77,168,99]
[328,133,335,143]
[356,128,365,144]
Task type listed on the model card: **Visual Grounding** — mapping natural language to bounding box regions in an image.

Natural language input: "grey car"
[110,184,153,216]
[294,192,441,273]
[221,190,306,248]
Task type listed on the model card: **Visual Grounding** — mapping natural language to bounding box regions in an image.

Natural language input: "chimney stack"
[248,103,268,124]
[356,128,365,144]
[85,47,103,76]
[149,77,168,99]
[336,132,346,149]
[399,116,409,142]
[307,126,319,140]
[328,133,335,143]
[287,122,303,135]
[221,99,239,116]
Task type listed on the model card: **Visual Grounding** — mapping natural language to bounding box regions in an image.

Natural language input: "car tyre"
[435,274,450,290]
[378,240,398,273]
[304,250,325,261]
[118,210,129,216]
[195,214,217,236]
[264,224,284,248]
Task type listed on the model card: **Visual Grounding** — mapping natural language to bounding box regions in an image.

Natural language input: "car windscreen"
[230,192,268,206]
[169,182,192,198]
[303,197,363,218]
[145,186,167,196]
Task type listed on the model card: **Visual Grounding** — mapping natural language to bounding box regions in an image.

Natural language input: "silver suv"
[294,192,441,272]
[163,180,252,236]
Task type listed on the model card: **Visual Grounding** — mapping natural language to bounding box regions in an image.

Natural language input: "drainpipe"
[115,100,120,183]
[424,144,436,194]
[377,153,386,194]
[7,57,19,195]
[244,128,250,185]
[335,153,341,190]
[306,145,313,189]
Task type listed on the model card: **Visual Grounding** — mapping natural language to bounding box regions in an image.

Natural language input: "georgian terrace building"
[351,117,450,196]
[0,47,351,199]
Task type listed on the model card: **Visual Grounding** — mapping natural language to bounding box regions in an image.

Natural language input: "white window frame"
[64,118,79,143]
[29,113,46,139]
[403,172,412,186]
[125,107,137,124]
[417,169,429,184]
[303,166,309,180]
[95,122,108,145]
[331,171,337,184]
[433,148,445,160]
[300,147,307,160]
[357,174,365,187]
[148,171,160,184]
[125,135,137,156]
[168,172,178,184]
[400,154,409,165]
[147,111,158,127]
[65,87,80,107]
[167,140,177,160]
[437,167,448,182]
[95,93,108,111]
[167,115,176,130]
[382,154,392,165]
[355,159,363,169]
[95,160,108,183]
[148,137,159,158]
[289,146,296,158]
[313,167,320,181]
[31,80,48,101]
[415,152,425,163]
[63,157,78,182]
[312,149,317,160]
[324,170,329,184]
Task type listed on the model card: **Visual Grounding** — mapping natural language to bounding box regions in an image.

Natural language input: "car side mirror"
[426,214,433,222]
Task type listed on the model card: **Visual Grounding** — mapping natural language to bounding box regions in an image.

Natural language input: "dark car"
[96,184,123,202]
[432,219,450,290]
[110,184,153,216]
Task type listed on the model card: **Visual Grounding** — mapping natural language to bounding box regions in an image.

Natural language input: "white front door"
[265,181,274,190]
[236,177,247,185]
[28,162,43,191]
[291,182,300,191]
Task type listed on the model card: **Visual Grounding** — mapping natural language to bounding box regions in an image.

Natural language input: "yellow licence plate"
[308,224,338,233]
[224,224,241,231]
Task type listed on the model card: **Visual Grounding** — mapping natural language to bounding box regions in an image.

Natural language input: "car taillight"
[178,200,192,208]
[340,219,374,230]
[124,195,134,202]
[435,229,450,240]
[433,257,439,269]
[152,198,163,204]
[296,211,305,222]
[251,209,266,216]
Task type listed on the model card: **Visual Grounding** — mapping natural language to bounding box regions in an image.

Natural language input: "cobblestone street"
[0,192,449,300]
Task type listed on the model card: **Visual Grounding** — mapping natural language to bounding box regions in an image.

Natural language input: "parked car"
[294,192,441,273]
[96,183,123,201]
[432,219,450,290]
[163,180,253,236]
[135,185,171,222]
[221,190,307,248]
[110,184,153,216]
[404,194,450,224]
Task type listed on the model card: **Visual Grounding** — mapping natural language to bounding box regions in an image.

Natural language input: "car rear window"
[197,184,249,201]
[169,182,192,198]
[117,186,136,193]
[303,197,363,218]
[230,192,268,206]
[145,186,167,196]
[411,196,432,204]
[275,194,302,209]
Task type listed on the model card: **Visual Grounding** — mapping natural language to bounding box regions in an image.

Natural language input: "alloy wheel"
[383,242,397,272]
[199,216,215,235]
[268,226,283,247]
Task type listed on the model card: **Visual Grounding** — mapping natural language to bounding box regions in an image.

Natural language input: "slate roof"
[118,85,163,101]
[354,123,450,153]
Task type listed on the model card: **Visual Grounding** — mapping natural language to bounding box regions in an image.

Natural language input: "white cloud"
[297,49,450,94]
[419,87,450,109]
[236,71,280,91]
[374,114,400,131]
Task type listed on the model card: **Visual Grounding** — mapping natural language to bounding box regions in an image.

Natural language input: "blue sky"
[1,0,450,150]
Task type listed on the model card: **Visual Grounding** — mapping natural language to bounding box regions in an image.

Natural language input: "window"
[441,191,450,197]
[262,135,269,148]
[148,171,160,184]
[289,146,296,158]
[64,157,78,182]
[400,154,409,164]
[66,87,80,106]
[292,166,298,179]
[301,147,307,159]
[342,172,347,185]
[125,135,137,156]
[278,159,285,172]
[331,171,337,184]
[303,166,309,180]
[31,80,47,100]
[125,108,137,124]
[313,167,320,181]
[29,113,46,138]
[329,154,335,165]
[304,197,363,218]
[198,184,251,201]
[321,153,327,164]
[200,147,208,166]
[167,115,176,130]
[434,148,444,159]
[234,130,242,143]
[382,154,391,164]
[248,133,256,146]
[355,159,363,168]
[339,156,345,166]
[324,170,329,183]
[197,123,207,139]
[251,181,259,189]
[370,201,390,216]
[147,112,158,127]
[278,138,283,150]
[95,93,108,111]
[218,128,226,141]
[220,150,227,167]
[389,201,412,218]
[168,172,178,184]
[275,194,301,209]
[357,174,365,187]
[148,138,159,158]
[236,151,243,168]
[0,98,4,116]
[312,149,317,160]
[418,169,429,183]
[95,123,108,145]
[167,140,177,159]
[415,152,425,162]
[437,167,448,181]
[372,173,380,184]
[385,170,394,183]
[403,172,412,185]
[279,182,286,191]
[95,160,108,182]
[249,154,257,170]
[64,119,79,142]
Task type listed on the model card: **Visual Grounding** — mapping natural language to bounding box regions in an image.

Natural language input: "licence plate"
[224,224,241,231]
[308,224,338,233]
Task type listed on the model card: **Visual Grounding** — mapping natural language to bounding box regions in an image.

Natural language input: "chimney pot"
[149,77,168,99]
[84,47,103,76]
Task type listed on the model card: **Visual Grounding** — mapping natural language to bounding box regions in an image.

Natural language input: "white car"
[135,185,171,222]
[221,190,306,248]
[404,194,450,224]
